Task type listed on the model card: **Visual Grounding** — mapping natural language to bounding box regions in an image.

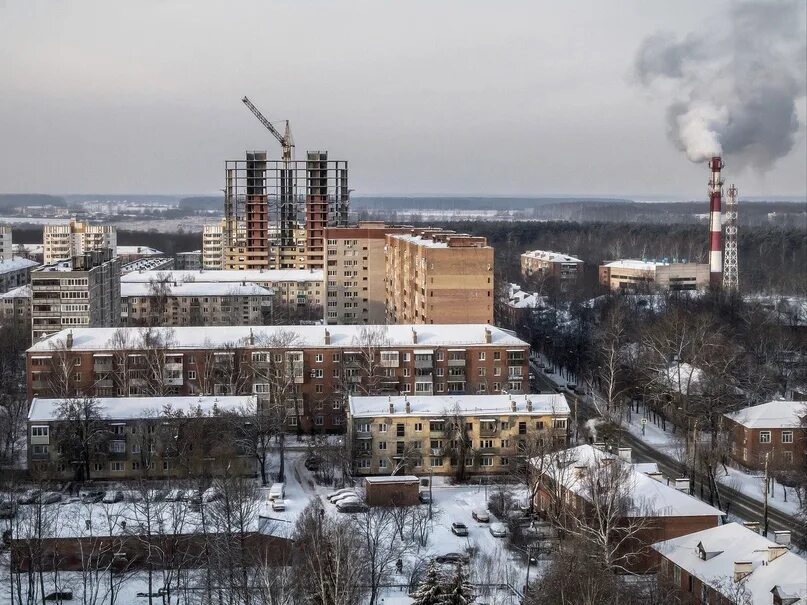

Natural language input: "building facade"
[27,324,530,433]
[599,260,710,292]
[174,251,203,271]
[43,220,117,264]
[30,249,121,341]
[724,400,806,471]
[348,394,569,477]
[0,257,39,294]
[385,230,494,325]
[0,284,31,335]
[520,250,583,290]
[323,222,411,325]
[121,281,273,326]
[121,268,323,310]
[0,225,12,260]
[203,220,226,269]
[27,395,256,481]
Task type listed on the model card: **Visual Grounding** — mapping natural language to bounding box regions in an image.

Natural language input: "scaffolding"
[722,184,739,291]
[224,151,349,269]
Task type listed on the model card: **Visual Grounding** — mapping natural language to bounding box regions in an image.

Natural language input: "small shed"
[364,475,420,507]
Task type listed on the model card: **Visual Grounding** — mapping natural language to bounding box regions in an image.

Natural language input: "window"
[478,367,486,377]
[500,457,509,466]
[436,367,444,377]
[403,368,411,377]
[493,351,501,361]
[315,354,323,363]
[536,421,545,430]
[357,422,370,433]
[314,416,324,426]
[481,439,493,448]
[379,423,388,433]
[110,461,124,472]
[553,418,567,429]
[782,431,793,444]
[188,370,197,380]
[163,461,169,471]
[401,383,411,393]
[478,351,486,361]
[316,384,324,393]
[312,369,324,378]
[379,459,388,469]
[332,353,340,362]
[378,441,387,451]
[518,422,527,435]
[502,439,510,448]
[288,416,298,426]
[494,367,501,376]
[132,461,141,471]
[481,456,493,466]
[132,443,141,454]
[783,451,793,463]
[403,353,411,362]
[430,457,442,467]
[436,351,444,361]
[396,424,405,437]
[94,462,104,472]
[357,459,371,469]
[31,426,49,437]
[32,444,48,456]
[759,431,771,443]
[429,421,444,432]
[110,441,126,454]
[414,422,423,432]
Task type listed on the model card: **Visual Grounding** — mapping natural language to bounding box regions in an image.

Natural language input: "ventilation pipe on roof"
[733,561,753,582]
[66,330,73,349]
[742,521,760,534]
[389,401,395,414]
[324,329,331,345]
[767,544,788,563]
[774,530,791,546]
[484,327,492,344]
[412,328,418,344]
[618,447,632,462]
[511,399,517,412]
[405,400,411,414]
[526,398,533,412]
[249,329,254,346]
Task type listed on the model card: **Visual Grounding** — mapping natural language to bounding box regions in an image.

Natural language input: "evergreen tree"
[411,561,443,605]
[439,563,474,605]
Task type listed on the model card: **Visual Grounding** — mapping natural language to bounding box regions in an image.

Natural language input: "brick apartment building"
[27,395,255,481]
[323,221,410,325]
[385,230,494,325]
[534,444,722,573]
[653,523,805,604]
[347,393,569,477]
[26,324,530,433]
[724,400,806,471]
[520,250,583,291]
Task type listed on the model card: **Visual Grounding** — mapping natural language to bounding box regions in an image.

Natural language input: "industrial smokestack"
[708,156,723,288]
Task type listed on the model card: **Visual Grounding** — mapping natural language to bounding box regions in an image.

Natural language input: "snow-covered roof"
[117,245,162,256]
[506,284,546,309]
[534,444,722,518]
[28,395,254,422]
[0,257,39,273]
[652,523,807,605]
[724,400,805,430]
[0,284,31,299]
[121,269,323,284]
[522,250,583,263]
[663,362,703,395]
[15,243,44,254]
[364,475,420,484]
[349,394,569,418]
[121,281,274,298]
[29,324,528,352]
[389,233,449,248]
[603,259,668,271]
[121,257,174,273]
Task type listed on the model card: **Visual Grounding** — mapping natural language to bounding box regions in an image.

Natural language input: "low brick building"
[520,250,583,291]
[724,400,806,471]
[598,260,709,292]
[364,475,420,506]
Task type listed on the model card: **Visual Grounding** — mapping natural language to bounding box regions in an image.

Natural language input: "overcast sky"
[1,0,804,198]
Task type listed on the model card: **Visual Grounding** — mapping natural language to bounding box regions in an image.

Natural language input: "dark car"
[336,501,369,514]
[18,490,42,505]
[81,491,105,504]
[435,552,470,565]
[418,492,432,504]
[304,456,323,471]
[451,522,469,537]
[41,492,62,505]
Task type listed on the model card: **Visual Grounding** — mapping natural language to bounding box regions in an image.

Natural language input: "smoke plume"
[634,1,806,169]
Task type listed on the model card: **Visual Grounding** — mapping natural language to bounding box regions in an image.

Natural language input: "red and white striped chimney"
[708,156,724,288]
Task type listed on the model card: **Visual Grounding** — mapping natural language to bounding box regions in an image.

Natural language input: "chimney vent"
[773,530,791,546]
[646,472,664,482]
[511,399,517,412]
[593,441,605,451]
[324,329,331,345]
[742,521,760,534]
[66,330,74,349]
[249,328,254,346]
[484,327,492,344]
[526,398,533,412]
[411,328,417,344]
[389,402,395,414]
[674,477,691,494]
[405,400,411,414]
[618,447,632,462]
[767,545,788,563]
[733,561,753,582]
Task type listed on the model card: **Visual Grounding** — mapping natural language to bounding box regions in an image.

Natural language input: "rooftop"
[724,400,805,430]
[121,281,274,298]
[0,257,39,274]
[117,245,162,256]
[603,259,669,271]
[29,324,528,352]
[364,475,420,484]
[121,269,324,284]
[522,250,583,263]
[652,523,807,605]
[349,394,569,418]
[28,395,254,422]
[0,284,31,299]
[534,444,723,518]
[121,257,174,274]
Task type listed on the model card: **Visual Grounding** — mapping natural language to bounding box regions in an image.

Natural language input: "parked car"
[418,492,432,504]
[268,483,285,501]
[451,522,469,537]
[41,492,62,505]
[203,487,221,503]
[327,488,355,501]
[435,552,470,565]
[330,492,358,505]
[81,491,105,504]
[472,509,490,522]
[44,590,73,601]
[304,456,322,471]
[489,522,507,538]
[336,501,368,514]
[164,489,185,502]
[102,490,123,504]
[271,499,286,511]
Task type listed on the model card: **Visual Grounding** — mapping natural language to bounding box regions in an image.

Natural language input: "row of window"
[356,419,565,435]
[758,430,793,444]
[357,455,509,470]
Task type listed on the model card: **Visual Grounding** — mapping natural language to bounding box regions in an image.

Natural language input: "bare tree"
[351,507,411,605]
[53,396,110,482]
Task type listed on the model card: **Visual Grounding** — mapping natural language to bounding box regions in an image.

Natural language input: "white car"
[327,488,355,502]
[489,522,507,538]
[271,499,286,511]
[331,493,359,505]
[268,483,285,501]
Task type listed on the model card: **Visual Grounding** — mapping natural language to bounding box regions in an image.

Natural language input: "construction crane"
[241,96,294,162]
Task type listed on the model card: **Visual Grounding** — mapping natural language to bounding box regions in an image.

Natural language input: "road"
[529,360,805,545]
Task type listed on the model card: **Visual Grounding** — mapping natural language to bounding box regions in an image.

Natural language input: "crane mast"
[241,96,295,162]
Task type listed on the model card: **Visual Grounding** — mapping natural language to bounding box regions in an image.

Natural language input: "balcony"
[447,359,466,367]
[32,380,50,391]
[93,362,113,373]
[479,426,498,437]
[415,358,433,369]
[95,378,114,388]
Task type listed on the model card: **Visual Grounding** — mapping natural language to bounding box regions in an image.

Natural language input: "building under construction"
[223,150,349,270]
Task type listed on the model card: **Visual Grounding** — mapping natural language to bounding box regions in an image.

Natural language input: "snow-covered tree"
[411,561,443,605]
[439,563,474,605]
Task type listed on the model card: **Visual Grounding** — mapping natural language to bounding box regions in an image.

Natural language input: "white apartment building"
[43,220,117,264]
[203,221,226,269]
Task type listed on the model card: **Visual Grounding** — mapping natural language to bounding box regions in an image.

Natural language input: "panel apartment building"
[599,260,710,292]
[385,230,494,325]
[0,257,39,294]
[43,220,117,264]
[520,250,583,291]
[30,249,120,341]
[323,221,411,324]
[0,225,12,260]
[347,394,570,476]
[27,324,530,432]
[222,151,348,271]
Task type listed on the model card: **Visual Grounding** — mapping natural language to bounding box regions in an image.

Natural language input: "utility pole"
[763,452,770,535]
[428,468,433,520]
